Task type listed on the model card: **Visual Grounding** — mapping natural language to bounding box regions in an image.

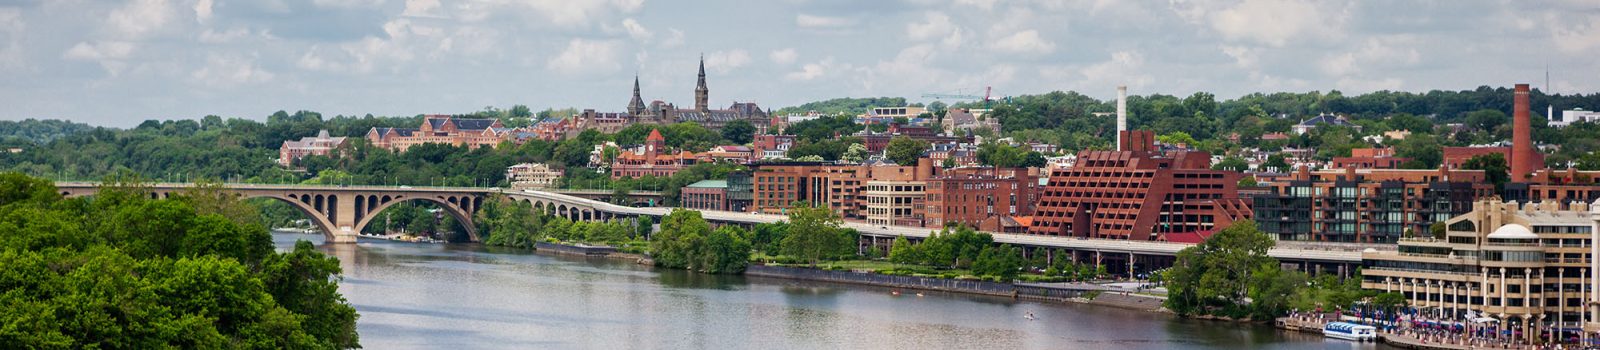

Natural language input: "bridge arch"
[249,193,343,242]
[352,195,480,242]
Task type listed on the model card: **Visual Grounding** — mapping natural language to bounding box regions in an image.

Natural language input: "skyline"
[1,0,1597,127]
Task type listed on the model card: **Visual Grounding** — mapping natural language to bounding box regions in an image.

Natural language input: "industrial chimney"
[1511,83,1535,181]
[1116,85,1127,151]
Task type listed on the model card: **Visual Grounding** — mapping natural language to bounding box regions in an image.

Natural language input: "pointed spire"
[694,54,709,111]
[628,75,646,115]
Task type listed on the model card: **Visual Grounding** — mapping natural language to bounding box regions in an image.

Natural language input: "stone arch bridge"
[52,182,642,243]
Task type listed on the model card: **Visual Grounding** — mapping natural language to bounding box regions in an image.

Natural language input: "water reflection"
[272,232,1391,350]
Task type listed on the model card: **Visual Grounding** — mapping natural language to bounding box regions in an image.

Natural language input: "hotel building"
[1361,199,1599,345]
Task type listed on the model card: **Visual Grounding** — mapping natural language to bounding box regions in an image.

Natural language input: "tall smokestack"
[1117,85,1127,151]
[1511,83,1535,182]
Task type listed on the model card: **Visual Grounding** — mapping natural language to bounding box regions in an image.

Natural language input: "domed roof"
[1487,224,1537,240]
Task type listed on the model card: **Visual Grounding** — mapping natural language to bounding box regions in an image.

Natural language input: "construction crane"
[922,86,992,101]
[922,86,1002,107]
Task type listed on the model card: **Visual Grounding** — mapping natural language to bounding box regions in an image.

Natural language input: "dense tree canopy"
[0,172,359,348]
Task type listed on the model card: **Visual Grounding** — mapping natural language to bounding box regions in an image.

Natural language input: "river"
[274,232,1391,349]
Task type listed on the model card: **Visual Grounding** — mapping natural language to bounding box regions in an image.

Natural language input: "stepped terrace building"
[1360,199,1600,346]
[1253,166,1494,243]
[1028,130,1252,241]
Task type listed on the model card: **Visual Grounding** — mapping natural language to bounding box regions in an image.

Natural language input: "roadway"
[53,182,1375,264]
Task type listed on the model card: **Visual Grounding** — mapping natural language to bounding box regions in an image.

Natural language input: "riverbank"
[743,265,1168,313]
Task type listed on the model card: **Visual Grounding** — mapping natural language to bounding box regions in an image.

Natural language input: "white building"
[506,163,563,190]
[1552,108,1600,128]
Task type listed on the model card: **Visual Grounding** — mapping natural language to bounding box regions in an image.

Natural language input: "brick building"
[366,115,508,152]
[751,134,794,160]
[1253,166,1493,243]
[682,180,729,211]
[924,167,1040,232]
[610,129,700,179]
[1506,168,1600,206]
[858,124,971,153]
[1028,130,1252,241]
[1442,146,1517,170]
[1331,147,1409,169]
[750,159,936,219]
[278,129,348,166]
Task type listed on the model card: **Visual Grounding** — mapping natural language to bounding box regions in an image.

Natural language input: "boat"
[1322,322,1377,342]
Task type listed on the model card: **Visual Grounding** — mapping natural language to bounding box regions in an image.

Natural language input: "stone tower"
[628,75,646,116]
[695,55,709,111]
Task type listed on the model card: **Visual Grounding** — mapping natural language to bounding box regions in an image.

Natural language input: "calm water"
[274,232,1391,350]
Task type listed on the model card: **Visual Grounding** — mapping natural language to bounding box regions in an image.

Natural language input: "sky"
[0,0,1597,127]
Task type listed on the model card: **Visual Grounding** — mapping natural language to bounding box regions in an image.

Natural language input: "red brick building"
[858,124,970,153]
[367,115,508,152]
[1331,148,1409,169]
[925,167,1040,232]
[1442,146,1514,170]
[750,160,936,219]
[1028,130,1252,241]
[610,129,699,179]
[682,180,729,211]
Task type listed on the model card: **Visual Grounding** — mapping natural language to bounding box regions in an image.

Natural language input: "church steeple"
[628,75,645,115]
[694,54,709,111]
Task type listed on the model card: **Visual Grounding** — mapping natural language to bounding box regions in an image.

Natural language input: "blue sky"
[1,0,1596,127]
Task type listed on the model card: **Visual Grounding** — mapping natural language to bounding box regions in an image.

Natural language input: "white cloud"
[401,0,442,18]
[906,12,953,41]
[1319,37,1421,76]
[769,48,797,65]
[191,54,274,87]
[704,49,750,73]
[955,0,997,11]
[107,0,176,40]
[1221,45,1257,68]
[547,38,620,74]
[661,28,685,48]
[621,18,653,40]
[448,0,643,26]
[785,57,838,81]
[193,0,214,24]
[63,41,136,61]
[1175,0,1346,47]
[198,27,253,44]
[0,9,23,69]
[990,29,1054,54]
[796,14,853,29]
[1044,50,1152,91]
[1550,15,1600,54]
[312,0,386,8]
[1334,77,1403,93]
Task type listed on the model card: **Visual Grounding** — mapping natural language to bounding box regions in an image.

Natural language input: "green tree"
[1463,153,1510,191]
[1212,156,1250,172]
[701,226,752,274]
[721,120,757,145]
[780,202,848,266]
[1163,220,1279,318]
[650,209,710,270]
[884,136,929,166]
[840,143,870,163]
[1465,109,1509,132]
